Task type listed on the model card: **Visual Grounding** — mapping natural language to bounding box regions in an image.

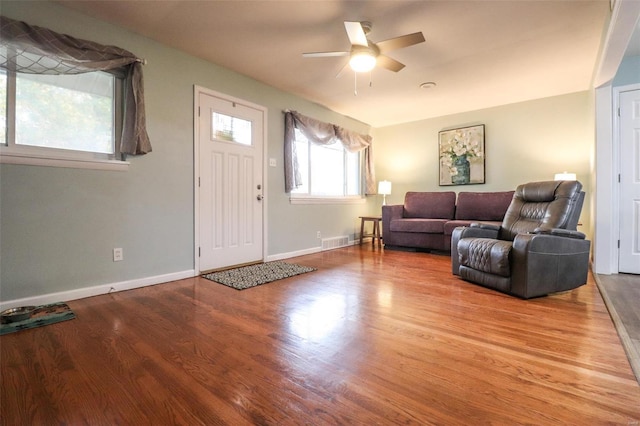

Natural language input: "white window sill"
[0,149,129,171]
[289,195,365,205]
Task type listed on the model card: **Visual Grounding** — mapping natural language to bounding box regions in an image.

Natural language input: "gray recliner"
[451,180,590,299]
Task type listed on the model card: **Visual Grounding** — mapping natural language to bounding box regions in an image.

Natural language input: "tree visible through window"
[2,70,117,156]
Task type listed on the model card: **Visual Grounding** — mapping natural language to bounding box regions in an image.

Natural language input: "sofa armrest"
[451,225,501,275]
[382,204,404,221]
[382,205,404,244]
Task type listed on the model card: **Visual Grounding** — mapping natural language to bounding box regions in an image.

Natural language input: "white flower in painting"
[453,145,467,156]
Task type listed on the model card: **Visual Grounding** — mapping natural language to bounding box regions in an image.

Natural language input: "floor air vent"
[322,236,350,251]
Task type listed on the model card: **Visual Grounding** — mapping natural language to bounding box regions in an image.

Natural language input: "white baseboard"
[265,246,322,262]
[0,269,196,310]
[1,240,363,310]
[265,238,360,262]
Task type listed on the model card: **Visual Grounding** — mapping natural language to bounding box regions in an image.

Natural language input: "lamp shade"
[554,172,577,181]
[378,180,392,195]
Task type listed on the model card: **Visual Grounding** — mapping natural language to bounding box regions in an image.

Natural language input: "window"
[212,112,252,146]
[284,110,374,197]
[291,129,362,202]
[0,69,125,169]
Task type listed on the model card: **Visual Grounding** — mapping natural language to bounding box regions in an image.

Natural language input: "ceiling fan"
[302,21,425,74]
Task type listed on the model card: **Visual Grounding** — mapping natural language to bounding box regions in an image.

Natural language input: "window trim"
[289,194,365,205]
[0,147,130,171]
[1,69,129,171]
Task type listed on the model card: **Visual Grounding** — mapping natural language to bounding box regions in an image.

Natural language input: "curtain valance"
[0,15,151,155]
[284,110,376,194]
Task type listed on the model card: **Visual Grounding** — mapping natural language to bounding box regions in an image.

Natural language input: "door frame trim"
[612,83,640,273]
[193,85,268,274]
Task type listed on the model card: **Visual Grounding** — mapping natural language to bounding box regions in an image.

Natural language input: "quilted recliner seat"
[451,180,590,299]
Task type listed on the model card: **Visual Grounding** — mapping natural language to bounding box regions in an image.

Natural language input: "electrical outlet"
[316,231,321,239]
[113,247,123,262]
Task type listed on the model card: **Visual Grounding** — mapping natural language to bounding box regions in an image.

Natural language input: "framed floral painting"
[438,124,485,186]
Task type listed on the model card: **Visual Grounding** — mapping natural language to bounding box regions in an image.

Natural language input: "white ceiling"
[55,0,615,128]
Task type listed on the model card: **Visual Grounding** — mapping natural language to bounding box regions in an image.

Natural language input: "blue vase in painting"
[452,155,471,185]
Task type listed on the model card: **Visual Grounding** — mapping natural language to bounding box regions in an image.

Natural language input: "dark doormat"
[202,261,316,290]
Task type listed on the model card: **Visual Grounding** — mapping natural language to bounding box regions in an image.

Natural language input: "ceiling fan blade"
[302,51,349,58]
[377,55,405,72]
[344,21,368,47]
[335,61,350,78]
[376,32,425,54]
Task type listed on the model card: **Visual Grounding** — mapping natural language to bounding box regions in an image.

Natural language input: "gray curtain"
[284,110,376,194]
[0,15,151,155]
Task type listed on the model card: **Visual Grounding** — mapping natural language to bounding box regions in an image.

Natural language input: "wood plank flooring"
[595,272,640,384]
[2,246,640,425]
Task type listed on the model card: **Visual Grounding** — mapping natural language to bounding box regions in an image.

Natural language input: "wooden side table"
[359,216,382,248]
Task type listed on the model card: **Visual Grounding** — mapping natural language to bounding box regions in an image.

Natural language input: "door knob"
[257,195,263,201]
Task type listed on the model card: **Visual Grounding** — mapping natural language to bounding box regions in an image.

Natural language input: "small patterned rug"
[0,302,76,335]
[202,261,316,290]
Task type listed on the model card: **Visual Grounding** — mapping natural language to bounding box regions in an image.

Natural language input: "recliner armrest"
[451,225,501,275]
[470,222,501,232]
[533,227,586,240]
[510,232,591,298]
[458,225,500,239]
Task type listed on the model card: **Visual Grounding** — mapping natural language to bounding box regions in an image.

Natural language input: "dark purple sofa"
[381,190,514,252]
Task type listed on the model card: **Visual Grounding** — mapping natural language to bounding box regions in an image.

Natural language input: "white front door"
[619,88,640,274]
[197,90,265,272]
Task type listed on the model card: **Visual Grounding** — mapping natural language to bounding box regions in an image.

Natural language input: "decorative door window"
[211,112,252,146]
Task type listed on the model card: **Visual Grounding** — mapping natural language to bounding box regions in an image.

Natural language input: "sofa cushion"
[455,191,515,221]
[390,218,447,234]
[403,191,456,219]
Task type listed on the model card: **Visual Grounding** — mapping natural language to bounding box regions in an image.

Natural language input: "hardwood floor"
[2,246,639,425]
[595,272,640,385]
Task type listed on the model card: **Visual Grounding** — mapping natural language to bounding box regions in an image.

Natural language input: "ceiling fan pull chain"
[354,72,358,96]
[369,71,373,88]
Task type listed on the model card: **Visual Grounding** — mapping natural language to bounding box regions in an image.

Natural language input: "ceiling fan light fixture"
[349,52,376,72]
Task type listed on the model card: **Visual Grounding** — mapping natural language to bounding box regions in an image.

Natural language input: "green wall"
[373,91,593,236]
[613,55,640,86]
[0,1,375,302]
